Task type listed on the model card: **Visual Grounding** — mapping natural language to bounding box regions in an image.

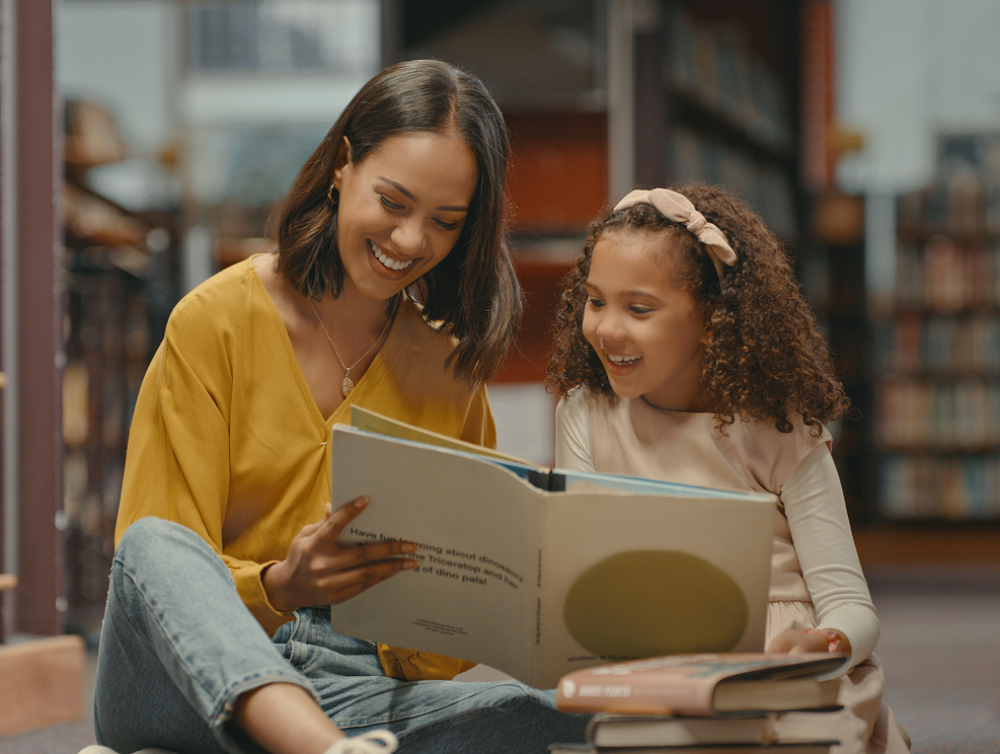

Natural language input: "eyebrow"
[377,177,469,212]
[586,282,664,302]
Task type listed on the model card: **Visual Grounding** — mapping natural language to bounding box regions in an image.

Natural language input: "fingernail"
[403,560,418,569]
[354,497,369,509]
[402,543,417,553]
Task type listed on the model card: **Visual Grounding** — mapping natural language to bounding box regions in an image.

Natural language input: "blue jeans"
[94,518,588,754]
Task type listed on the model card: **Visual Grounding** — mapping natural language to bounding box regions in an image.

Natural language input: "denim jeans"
[94,518,588,754]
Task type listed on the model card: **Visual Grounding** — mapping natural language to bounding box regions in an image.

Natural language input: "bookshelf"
[62,100,181,639]
[873,133,1000,522]
[636,2,881,525]
[807,192,873,524]
[638,0,802,243]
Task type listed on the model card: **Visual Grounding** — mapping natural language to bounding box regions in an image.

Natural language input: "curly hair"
[547,184,849,435]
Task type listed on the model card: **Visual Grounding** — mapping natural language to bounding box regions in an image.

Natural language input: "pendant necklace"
[308,297,396,397]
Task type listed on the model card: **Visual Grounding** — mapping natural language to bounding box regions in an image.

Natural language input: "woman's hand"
[767,628,851,656]
[263,497,418,613]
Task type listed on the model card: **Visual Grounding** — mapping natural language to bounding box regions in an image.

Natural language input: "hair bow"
[614,188,737,279]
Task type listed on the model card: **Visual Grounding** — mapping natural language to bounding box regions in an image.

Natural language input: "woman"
[93,60,587,754]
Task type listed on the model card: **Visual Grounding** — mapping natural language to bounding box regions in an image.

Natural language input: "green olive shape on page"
[563,550,749,657]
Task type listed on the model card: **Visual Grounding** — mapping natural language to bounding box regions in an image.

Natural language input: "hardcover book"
[327,409,778,689]
[555,653,848,716]
[587,713,775,747]
[548,743,835,754]
[583,710,845,748]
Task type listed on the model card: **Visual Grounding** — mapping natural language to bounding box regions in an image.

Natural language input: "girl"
[548,185,909,754]
[93,61,587,754]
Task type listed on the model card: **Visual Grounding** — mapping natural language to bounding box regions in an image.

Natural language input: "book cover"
[328,412,778,689]
[555,654,848,716]
[588,713,775,747]
[586,710,845,748]
[548,744,835,754]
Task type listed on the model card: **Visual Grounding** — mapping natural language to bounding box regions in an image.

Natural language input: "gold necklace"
[308,298,395,397]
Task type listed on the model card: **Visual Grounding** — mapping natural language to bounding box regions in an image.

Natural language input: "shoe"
[324,730,398,754]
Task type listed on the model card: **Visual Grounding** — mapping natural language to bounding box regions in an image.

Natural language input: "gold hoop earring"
[327,182,338,205]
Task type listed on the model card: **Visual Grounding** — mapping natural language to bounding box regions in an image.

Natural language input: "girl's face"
[583,230,708,412]
[332,129,479,300]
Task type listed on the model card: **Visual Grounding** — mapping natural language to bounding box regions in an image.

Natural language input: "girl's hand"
[263,497,418,613]
[767,628,851,656]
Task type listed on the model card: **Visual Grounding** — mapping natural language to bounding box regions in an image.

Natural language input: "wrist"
[262,561,297,614]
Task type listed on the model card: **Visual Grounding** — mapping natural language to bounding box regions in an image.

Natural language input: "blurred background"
[1,0,999,749]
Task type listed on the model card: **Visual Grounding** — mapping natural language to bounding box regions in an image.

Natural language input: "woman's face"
[582,229,708,412]
[332,129,479,301]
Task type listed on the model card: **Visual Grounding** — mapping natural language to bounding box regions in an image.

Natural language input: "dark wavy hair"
[547,184,849,435]
[274,59,520,386]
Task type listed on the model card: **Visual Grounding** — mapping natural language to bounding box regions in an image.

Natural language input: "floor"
[2,565,998,754]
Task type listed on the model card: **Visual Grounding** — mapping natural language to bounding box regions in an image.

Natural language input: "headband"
[614,188,737,279]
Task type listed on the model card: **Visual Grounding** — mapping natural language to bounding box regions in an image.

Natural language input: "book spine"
[556,679,713,716]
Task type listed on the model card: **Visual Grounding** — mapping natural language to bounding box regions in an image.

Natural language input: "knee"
[476,681,548,712]
[118,516,190,550]
[115,517,224,581]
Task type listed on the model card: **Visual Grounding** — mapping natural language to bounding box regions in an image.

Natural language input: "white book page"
[538,491,776,688]
[328,428,542,680]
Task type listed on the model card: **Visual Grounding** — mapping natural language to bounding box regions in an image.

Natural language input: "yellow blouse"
[116,256,494,680]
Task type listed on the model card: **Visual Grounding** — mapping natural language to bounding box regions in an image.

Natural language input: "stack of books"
[550,653,849,754]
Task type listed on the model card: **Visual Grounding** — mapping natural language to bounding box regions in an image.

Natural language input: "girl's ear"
[331,135,352,190]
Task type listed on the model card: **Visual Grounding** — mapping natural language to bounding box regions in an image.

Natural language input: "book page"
[350,405,532,464]
[562,470,777,500]
[328,427,542,681]
[538,492,776,687]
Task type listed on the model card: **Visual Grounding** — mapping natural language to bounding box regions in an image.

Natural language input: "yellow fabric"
[115,256,494,681]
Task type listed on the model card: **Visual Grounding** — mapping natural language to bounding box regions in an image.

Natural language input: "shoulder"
[724,414,831,491]
[160,258,273,372]
[555,387,599,471]
[168,258,259,332]
[557,385,590,414]
[724,412,830,446]
[556,386,592,429]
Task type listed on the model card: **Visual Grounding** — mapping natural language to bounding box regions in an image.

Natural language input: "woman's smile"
[368,239,416,275]
[333,130,478,300]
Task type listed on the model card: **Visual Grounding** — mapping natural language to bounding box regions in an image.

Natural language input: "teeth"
[371,241,415,271]
[609,355,640,365]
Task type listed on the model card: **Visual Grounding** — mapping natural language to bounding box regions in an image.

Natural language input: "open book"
[329,408,779,689]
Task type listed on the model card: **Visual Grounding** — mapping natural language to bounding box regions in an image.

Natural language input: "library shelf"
[870,132,1000,524]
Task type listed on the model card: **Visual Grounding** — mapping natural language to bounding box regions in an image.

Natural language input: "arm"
[769,443,879,667]
[118,294,417,631]
[555,388,596,472]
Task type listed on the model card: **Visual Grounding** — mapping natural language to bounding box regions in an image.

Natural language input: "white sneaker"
[324,730,398,754]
